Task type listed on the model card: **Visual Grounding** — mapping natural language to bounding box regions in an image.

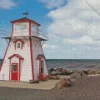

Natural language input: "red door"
[11,63,18,81]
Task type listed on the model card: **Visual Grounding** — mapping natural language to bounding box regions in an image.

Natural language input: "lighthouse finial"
[23,12,28,18]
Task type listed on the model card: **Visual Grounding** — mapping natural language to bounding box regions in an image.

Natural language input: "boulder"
[49,68,73,75]
[79,71,87,78]
[49,68,56,72]
[48,75,60,80]
[56,78,71,89]
[50,71,57,75]
[83,70,88,75]
[87,70,97,75]
[70,71,87,80]
[55,68,71,75]
[70,72,81,79]
[95,70,100,74]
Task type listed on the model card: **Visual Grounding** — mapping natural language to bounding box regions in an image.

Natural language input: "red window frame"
[13,39,24,49]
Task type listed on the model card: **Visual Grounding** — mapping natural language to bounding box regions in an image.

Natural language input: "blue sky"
[0,0,100,59]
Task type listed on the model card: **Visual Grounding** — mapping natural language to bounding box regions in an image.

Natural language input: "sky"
[0,0,100,59]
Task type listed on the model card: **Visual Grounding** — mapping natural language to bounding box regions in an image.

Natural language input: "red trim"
[0,23,14,71]
[11,63,18,72]
[8,54,24,60]
[12,20,30,23]
[29,22,34,80]
[36,56,45,60]
[11,18,40,26]
[19,59,21,81]
[38,59,45,81]
[9,58,21,81]
[11,63,19,81]
[13,39,24,50]
[14,39,24,43]
[9,59,11,81]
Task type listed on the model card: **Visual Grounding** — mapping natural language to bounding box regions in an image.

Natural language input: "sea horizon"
[1,59,100,70]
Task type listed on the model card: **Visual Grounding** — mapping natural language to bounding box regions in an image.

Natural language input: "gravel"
[0,76,100,100]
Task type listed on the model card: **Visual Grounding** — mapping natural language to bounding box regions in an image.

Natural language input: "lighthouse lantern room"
[0,16,48,81]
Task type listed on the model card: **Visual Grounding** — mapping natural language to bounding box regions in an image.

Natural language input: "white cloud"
[47,0,100,45]
[0,0,15,9]
[38,0,67,9]
[43,44,57,49]
[64,35,100,45]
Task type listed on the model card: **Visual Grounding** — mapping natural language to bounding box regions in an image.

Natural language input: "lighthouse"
[0,16,48,81]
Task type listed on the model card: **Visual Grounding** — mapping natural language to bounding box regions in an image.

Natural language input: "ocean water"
[46,59,100,70]
[0,59,100,70]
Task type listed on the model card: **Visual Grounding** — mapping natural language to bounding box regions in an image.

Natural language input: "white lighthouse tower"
[0,15,48,81]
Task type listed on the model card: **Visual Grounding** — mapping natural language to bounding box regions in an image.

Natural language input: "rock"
[49,68,73,75]
[83,70,88,75]
[87,70,97,75]
[48,75,60,80]
[79,71,87,78]
[56,78,71,89]
[70,71,81,79]
[49,68,56,72]
[95,70,100,74]
[70,71,87,80]
[50,71,57,75]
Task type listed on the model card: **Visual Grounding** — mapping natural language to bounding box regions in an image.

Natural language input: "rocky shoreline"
[48,68,100,76]
[48,68,100,89]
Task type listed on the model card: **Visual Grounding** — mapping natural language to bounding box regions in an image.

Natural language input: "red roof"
[8,54,24,60]
[11,17,40,26]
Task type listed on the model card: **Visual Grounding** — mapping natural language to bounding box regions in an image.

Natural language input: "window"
[14,40,24,50]
[32,24,38,33]
[15,23,27,30]
[17,43,21,48]
[12,64,17,72]
[40,60,44,73]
